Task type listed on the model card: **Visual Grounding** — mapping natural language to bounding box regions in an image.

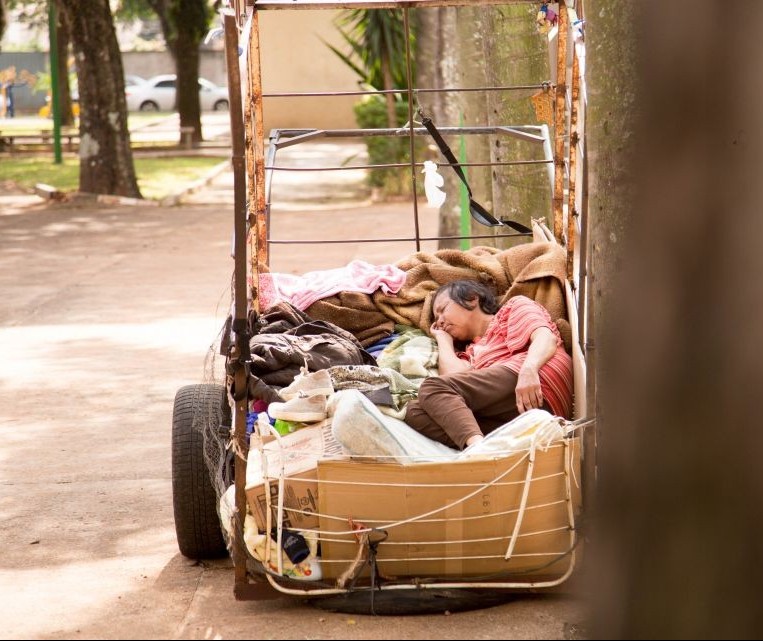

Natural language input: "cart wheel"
[172,383,229,559]
[311,588,516,616]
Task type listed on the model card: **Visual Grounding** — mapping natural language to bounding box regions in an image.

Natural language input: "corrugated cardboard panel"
[246,469,319,531]
[317,439,580,580]
[245,422,343,530]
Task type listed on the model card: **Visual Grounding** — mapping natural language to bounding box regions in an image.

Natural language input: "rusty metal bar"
[578,147,590,358]
[247,10,269,288]
[552,3,568,243]
[271,125,548,148]
[266,159,552,171]
[566,49,580,279]
[222,9,250,598]
[402,8,421,252]
[267,231,531,244]
[581,141,596,523]
[262,83,550,98]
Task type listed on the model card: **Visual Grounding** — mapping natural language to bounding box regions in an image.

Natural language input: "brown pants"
[405,365,550,450]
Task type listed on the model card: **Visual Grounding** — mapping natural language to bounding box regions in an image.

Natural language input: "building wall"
[257,10,359,131]
[1,10,360,129]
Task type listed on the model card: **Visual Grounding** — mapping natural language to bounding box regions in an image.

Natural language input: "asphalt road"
[0,147,587,639]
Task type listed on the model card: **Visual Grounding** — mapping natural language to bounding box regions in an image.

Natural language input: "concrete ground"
[0,137,588,639]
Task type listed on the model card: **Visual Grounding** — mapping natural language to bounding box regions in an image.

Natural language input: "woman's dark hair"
[434,280,499,315]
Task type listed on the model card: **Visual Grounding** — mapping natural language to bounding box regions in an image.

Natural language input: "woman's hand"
[515,364,544,413]
[430,322,455,348]
[430,321,470,375]
[515,326,557,413]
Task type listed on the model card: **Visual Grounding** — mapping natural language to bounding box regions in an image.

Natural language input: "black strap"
[420,115,532,235]
[421,115,473,198]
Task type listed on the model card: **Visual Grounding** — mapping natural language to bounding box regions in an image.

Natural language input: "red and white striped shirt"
[460,295,573,419]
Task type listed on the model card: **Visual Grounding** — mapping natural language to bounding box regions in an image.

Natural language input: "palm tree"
[326,8,414,127]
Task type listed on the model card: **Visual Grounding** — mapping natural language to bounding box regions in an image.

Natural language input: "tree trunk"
[0,0,7,45]
[417,6,548,250]
[480,3,550,247]
[164,0,211,146]
[414,8,459,249]
[454,6,491,245]
[59,0,140,198]
[174,29,203,146]
[55,3,74,128]
[415,6,462,249]
[418,6,491,250]
[588,0,763,637]
[584,0,641,631]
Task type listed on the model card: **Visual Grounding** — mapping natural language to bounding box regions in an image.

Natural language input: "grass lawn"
[0,155,226,200]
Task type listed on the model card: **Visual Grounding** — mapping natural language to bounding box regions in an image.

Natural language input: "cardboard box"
[317,438,581,581]
[245,421,343,531]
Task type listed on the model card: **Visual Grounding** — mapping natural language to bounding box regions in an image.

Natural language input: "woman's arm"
[515,326,558,413]
[430,325,471,375]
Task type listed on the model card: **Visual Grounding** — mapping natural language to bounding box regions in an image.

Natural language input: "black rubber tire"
[311,588,517,616]
[172,383,229,559]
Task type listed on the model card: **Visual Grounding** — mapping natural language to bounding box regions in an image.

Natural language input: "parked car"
[125,74,229,112]
[124,74,147,88]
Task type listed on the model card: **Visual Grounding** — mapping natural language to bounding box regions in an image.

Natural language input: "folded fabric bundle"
[259,259,407,311]
[330,389,458,464]
[249,319,376,387]
[376,324,438,381]
[328,364,422,419]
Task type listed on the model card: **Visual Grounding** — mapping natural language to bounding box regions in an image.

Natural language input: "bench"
[0,130,80,154]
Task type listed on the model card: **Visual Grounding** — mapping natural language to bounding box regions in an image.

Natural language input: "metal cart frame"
[215,0,592,601]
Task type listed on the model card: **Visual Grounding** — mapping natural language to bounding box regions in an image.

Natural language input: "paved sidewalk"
[0,141,587,639]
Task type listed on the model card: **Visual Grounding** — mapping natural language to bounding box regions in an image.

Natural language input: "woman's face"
[432,292,476,341]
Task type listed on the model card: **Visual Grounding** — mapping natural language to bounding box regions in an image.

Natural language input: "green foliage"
[115,0,156,21]
[169,0,213,43]
[327,9,418,197]
[354,95,423,195]
[327,9,414,90]
[0,0,6,43]
[26,68,78,97]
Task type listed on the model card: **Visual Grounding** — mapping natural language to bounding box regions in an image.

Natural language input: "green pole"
[458,112,470,250]
[48,0,62,164]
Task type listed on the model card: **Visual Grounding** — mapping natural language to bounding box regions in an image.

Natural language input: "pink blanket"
[259,260,407,311]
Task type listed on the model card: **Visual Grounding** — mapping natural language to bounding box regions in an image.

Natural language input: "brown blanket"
[293,242,571,352]
[372,243,568,334]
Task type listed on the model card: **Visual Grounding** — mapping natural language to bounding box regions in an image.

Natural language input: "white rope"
[315,449,533,536]
[251,421,584,587]
[285,496,568,529]
[504,437,536,560]
[254,441,570,537]
[316,523,571,549]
